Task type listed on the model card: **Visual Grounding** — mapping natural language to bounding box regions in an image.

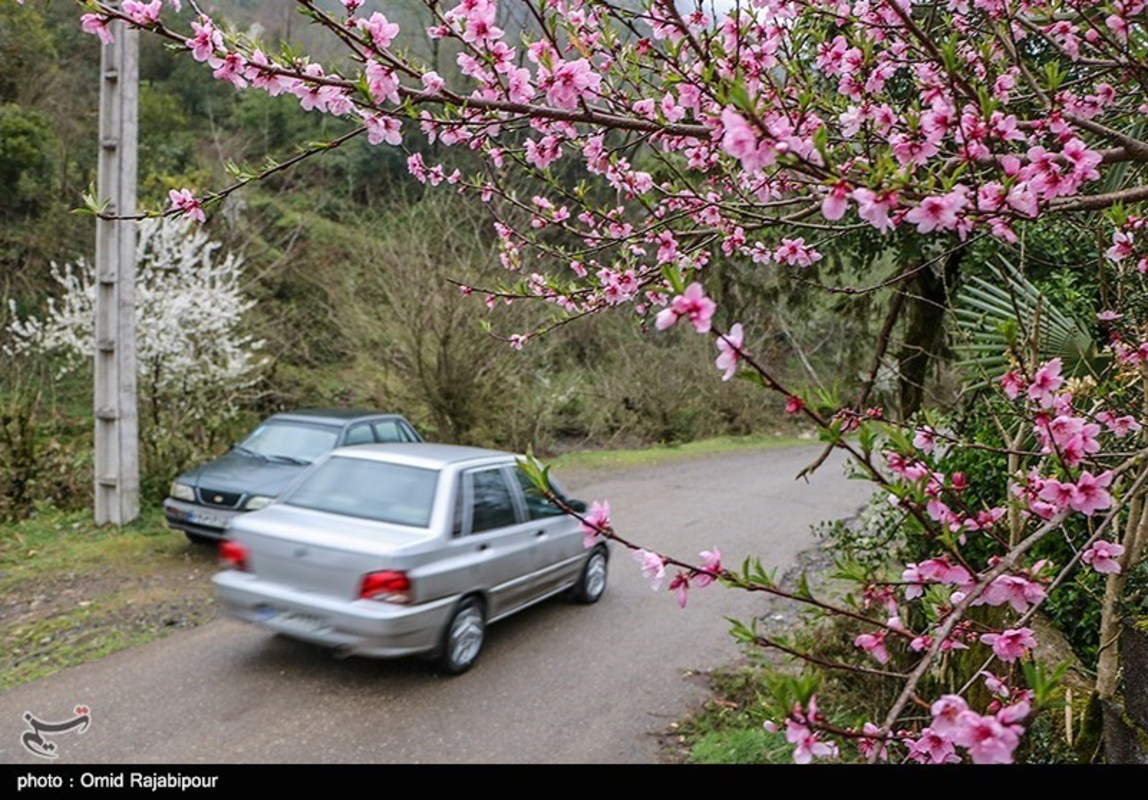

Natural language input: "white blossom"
[6,217,265,414]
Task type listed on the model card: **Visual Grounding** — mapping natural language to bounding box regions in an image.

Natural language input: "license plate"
[271,610,327,636]
[188,510,229,529]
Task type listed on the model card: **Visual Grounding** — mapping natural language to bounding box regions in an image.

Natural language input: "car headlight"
[170,482,195,502]
[244,495,274,511]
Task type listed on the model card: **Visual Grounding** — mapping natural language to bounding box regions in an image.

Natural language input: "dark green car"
[163,409,422,544]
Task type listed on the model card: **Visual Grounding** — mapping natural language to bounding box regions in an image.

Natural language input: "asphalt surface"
[0,445,873,765]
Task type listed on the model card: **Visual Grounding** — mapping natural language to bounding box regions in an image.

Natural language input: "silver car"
[212,443,608,674]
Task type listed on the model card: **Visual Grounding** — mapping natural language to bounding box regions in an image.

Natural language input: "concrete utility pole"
[94,15,140,525]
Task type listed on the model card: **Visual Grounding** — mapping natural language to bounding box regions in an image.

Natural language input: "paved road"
[0,445,872,765]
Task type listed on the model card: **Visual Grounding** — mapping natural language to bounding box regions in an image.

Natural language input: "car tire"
[572,547,608,604]
[436,597,485,675]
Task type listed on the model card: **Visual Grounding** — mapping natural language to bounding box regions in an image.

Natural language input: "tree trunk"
[896,247,963,420]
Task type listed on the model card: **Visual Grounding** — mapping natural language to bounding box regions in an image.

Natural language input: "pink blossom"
[579,500,611,548]
[963,507,1008,538]
[1082,540,1125,574]
[1027,359,1064,407]
[1037,477,1074,511]
[694,548,722,588]
[633,549,666,591]
[168,189,205,223]
[363,114,402,146]
[916,557,972,586]
[211,51,249,89]
[981,671,1010,698]
[1104,414,1142,438]
[906,727,960,764]
[821,183,850,221]
[999,370,1026,400]
[188,19,223,64]
[785,396,805,415]
[81,14,114,45]
[654,282,716,334]
[913,426,936,454]
[714,324,745,381]
[648,230,678,265]
[929,694,969,738]
[1071,470,1114,516]
[543,58,601,110]
[122,1,162,26]
[857,722,889,762]
[1106,230,1134,263]
[853,631,889,665]
[851,188,897,234]
[980,627,1036,663]
[359,12,400,49]
[950,710,1023,764]
[774,238,822,268]
[720,108,759,166]
[904,189,966,233]
[901,563,926,600]
[785,720,839,764]
[978,574,1046,613]
[668,571,690,608]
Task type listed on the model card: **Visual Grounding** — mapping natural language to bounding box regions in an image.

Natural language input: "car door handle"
[534,530,546,537]
[477,543,489,552]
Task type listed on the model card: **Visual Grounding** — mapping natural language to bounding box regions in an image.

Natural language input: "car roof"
[266,409,408,427]
[328,443,517,470]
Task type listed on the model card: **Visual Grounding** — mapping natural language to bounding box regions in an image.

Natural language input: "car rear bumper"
[212,570,456,658]
[163,498,242,540]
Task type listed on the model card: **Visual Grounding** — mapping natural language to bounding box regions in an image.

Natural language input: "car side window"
[343,424,374,446]
[469,468,519,533]
[513,469,566,520]
[399,421,421,442]
[373,420,405,443]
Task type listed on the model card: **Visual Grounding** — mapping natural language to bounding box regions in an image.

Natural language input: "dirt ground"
[0,537,222,690]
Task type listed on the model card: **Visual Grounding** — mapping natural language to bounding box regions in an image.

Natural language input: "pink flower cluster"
[654,283,715,333]
[1082,539,1125,574]
[1104,217,1148,273]
[168,189,205,223]
[579,501,611,549]
[652,549,722,608]
[921,695,1030,764]
[765,697,839,764]
[1025,470,1114,519]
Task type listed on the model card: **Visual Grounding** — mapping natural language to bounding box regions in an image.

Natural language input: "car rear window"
[283,457,439,528]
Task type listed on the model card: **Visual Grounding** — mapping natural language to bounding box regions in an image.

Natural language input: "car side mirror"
[567,499,587,514]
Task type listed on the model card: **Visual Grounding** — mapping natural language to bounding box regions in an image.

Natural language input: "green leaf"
[727,83,751,112]
[737,370,767,389]
[952,258,1102,388]
[1022,660,1070,708]
[1044,61,1065,92]
[795,571,813,600]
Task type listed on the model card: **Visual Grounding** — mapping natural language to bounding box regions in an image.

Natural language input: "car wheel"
[185,532,216,546]
[436,597,485,675]
[573,547,608,604]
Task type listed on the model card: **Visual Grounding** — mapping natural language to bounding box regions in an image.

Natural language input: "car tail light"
[360,571,411,604]
[219,540,249,572]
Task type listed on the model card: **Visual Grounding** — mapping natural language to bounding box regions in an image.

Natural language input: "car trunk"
[231,507,432,601]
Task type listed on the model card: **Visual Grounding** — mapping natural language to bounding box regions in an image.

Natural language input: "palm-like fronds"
[952,259,1102,387]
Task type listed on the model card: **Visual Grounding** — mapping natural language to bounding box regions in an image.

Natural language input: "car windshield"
[237,422,340,464]
[283,457,439,528]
